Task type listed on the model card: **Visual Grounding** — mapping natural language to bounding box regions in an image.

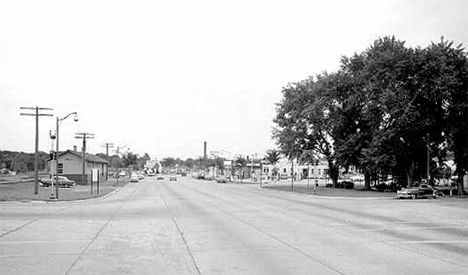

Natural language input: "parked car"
[169,174,177,181]
[39,176,75,188]
[216,175,227,183]
[0,168,11,175]
[130,173,139,182]
[397,184,444,199]
[342,181,354,189]
[196,171,206,180]
[137,172,145,180]
[156,174,164,180]
[118,171,127,178]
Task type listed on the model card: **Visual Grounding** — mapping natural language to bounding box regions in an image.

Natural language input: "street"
[1,176,468,275]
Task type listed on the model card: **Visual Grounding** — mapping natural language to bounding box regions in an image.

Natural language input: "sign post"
[91,169,100,195]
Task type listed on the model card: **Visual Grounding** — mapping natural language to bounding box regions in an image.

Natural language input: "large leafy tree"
[161,157,176,168]
[429,38,468,194]
[274,36,468,194]
[122,152,139,168]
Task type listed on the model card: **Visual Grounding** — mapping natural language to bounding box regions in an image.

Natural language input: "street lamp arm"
[59,112,77,122]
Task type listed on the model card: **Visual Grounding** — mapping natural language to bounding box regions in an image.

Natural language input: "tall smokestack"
[73,145,77,152]
[204,141,207,160]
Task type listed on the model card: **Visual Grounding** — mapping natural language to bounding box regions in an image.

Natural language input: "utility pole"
[427,133,430,184]
[115,145,128,156]
[102,143,113,181]
[102,143,114,157]
[20,106,53,194]
[75,133,94,191]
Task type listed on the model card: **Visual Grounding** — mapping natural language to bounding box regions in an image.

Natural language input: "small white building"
[263,158,330,180]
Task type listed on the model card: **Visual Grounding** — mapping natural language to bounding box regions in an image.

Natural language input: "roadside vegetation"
[273,36,468,195]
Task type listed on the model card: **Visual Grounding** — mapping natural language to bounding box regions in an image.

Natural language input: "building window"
[58,163,63,174]
[283,168,287,173]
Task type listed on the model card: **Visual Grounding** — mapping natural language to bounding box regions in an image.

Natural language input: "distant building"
[263,158,331,180]
[145,159,161,174]
[48,149,109,185]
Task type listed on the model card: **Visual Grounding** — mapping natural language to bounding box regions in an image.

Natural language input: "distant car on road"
[156,174,164,180]
[118,171,127,178]
[130,173,139,182]
[216,175,227,183]
[39,176,76,188]
[137,172,145,180]
[169,174,177,181]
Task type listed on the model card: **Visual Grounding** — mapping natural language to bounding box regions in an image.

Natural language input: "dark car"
[397,183,444,199]
[342,181,354,189]
[39,176,76,188]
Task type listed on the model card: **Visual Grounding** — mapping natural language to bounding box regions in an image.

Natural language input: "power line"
[20,106,53,194]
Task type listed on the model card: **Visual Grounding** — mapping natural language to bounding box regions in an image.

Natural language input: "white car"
[130,174,139,182]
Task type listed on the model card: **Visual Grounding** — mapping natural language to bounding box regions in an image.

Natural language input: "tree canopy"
[274,36,468,193]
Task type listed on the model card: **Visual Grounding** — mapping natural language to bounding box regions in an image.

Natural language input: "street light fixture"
[51,112,78,200]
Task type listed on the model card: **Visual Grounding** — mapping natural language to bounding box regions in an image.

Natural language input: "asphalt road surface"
[1,176,468,275]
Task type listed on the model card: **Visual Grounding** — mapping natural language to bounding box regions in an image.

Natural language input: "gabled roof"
[55,150,109,164]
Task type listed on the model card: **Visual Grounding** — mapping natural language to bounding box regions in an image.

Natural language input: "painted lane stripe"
[355,225,468,232]
[389,240,468,244]
[0,240,89,245]
[0,253,35,258]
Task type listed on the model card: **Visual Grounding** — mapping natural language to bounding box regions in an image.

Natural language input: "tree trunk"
[327,160,339,188]
[273,164,277,185]
[291,159,294,191]
[457,173,465,196]
[364,171,371,191]
[406,160,415,187]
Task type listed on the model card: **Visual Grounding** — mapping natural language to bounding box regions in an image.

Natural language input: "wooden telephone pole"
[102,143,114,157]
[75,133,94,188]
[20,106,53,194]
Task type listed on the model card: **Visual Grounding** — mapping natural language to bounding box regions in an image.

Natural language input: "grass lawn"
[0,178,128,201]
[262,180,397,198]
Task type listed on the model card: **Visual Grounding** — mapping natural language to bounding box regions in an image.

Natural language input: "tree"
[161,157,176,168]
[430,38,468,195]
[274,35,468,193]
[122,152,139,168]
[184,158,195,169]
[109,154,123,168]
[234,155,247,183]
[265,149,281,184]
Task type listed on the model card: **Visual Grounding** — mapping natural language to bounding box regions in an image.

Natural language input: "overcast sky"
[1,0,467,160]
